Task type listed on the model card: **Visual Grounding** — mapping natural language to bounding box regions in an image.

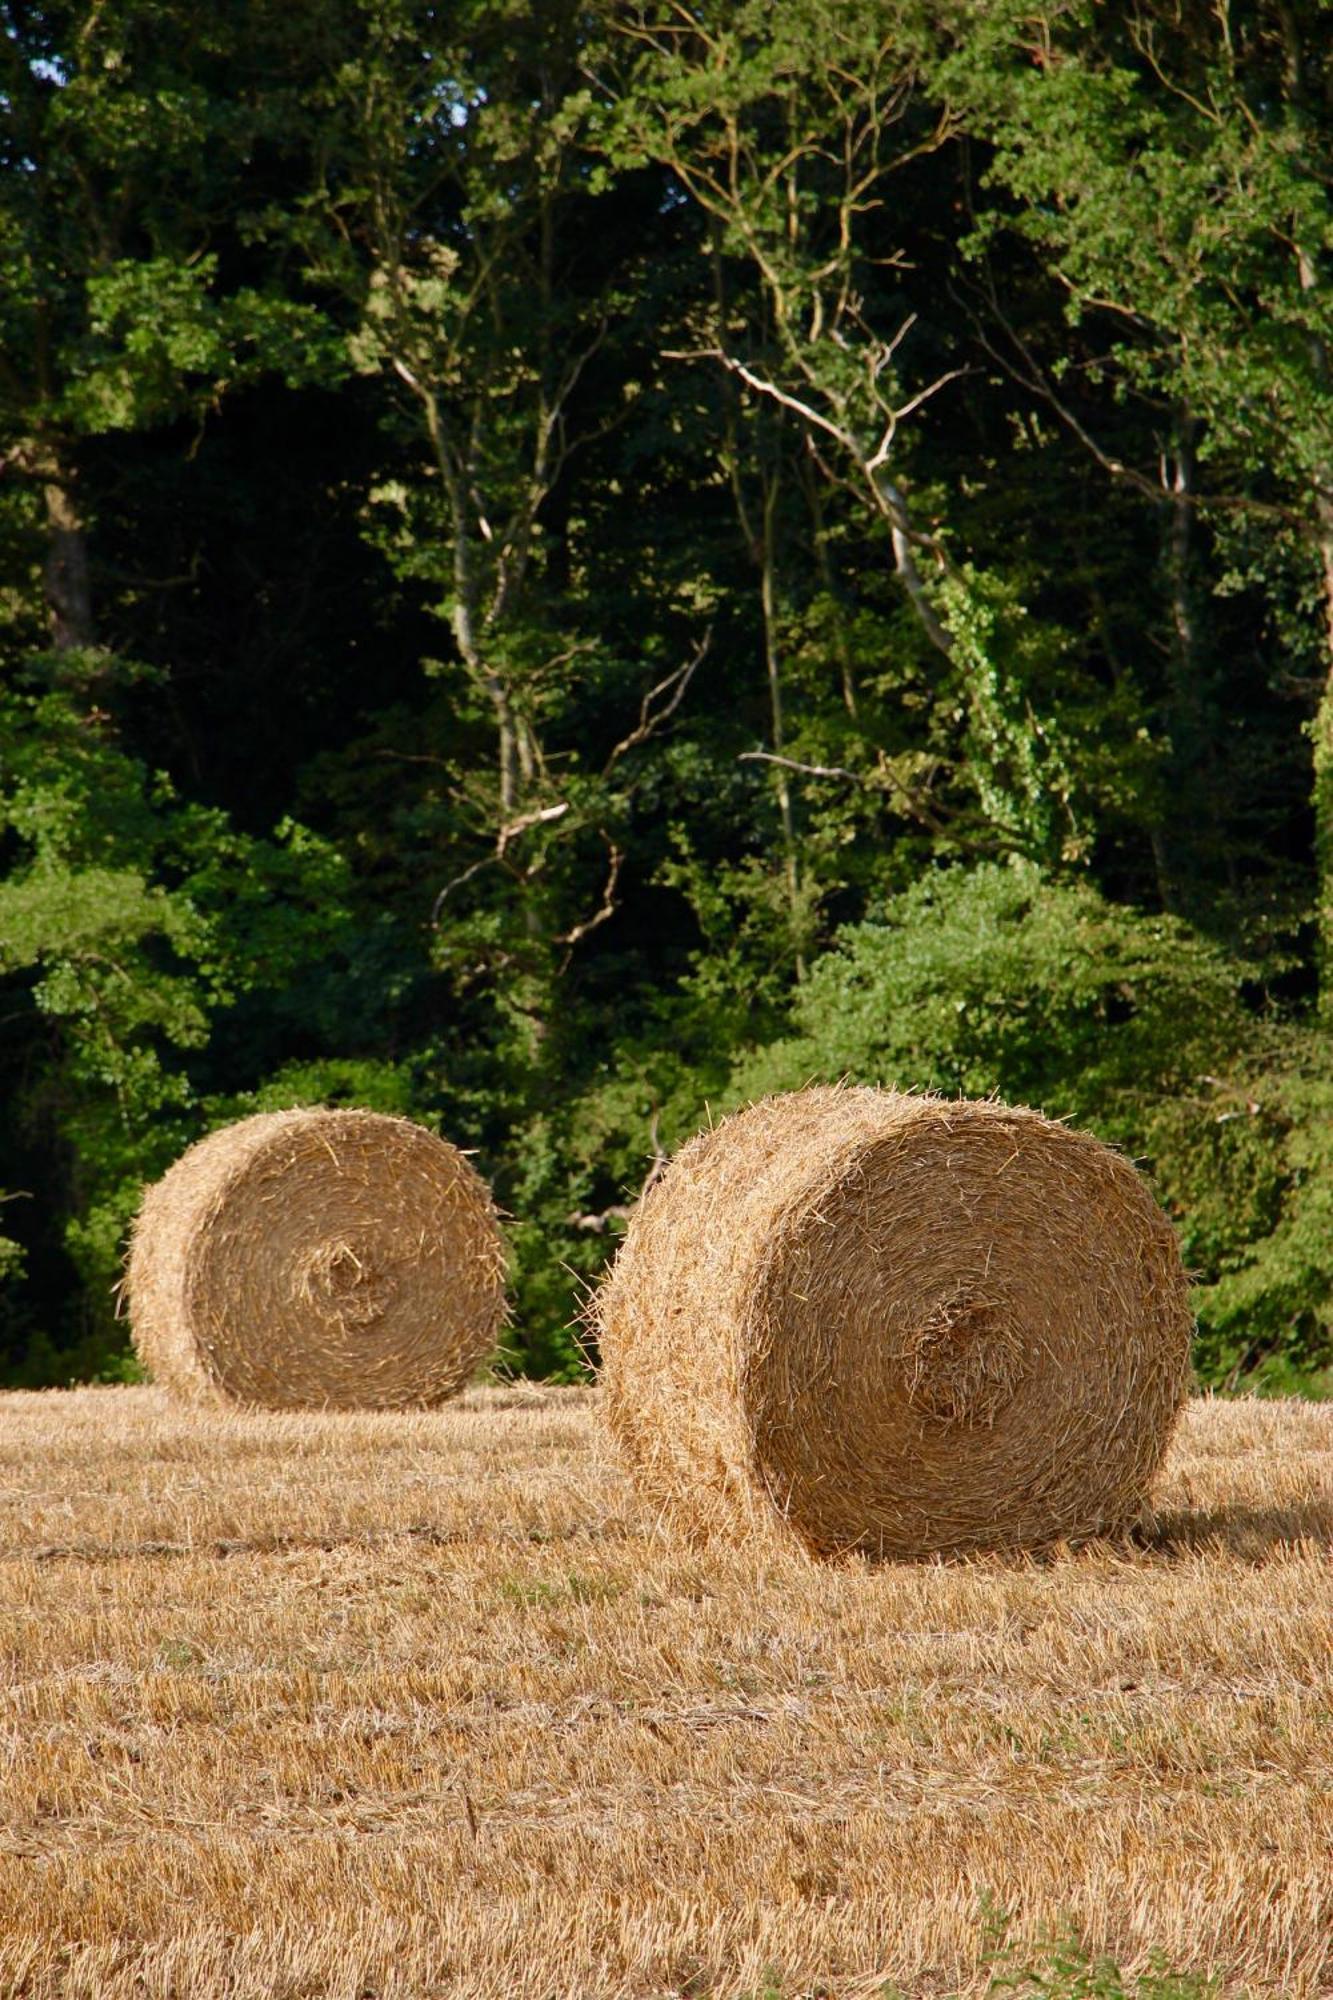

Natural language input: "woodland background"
[2,0,1332,1390]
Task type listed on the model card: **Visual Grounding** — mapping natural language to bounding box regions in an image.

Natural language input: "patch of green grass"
[496,1571,625,1607]
[729,1932,1225,2000]
[980,1902,1226,2000]
[154,1638,205,1671]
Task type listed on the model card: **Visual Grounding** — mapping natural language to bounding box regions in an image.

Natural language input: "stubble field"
[0,1384,1330,2000]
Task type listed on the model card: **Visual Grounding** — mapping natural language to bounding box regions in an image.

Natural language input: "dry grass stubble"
[0,1385,1330,1998]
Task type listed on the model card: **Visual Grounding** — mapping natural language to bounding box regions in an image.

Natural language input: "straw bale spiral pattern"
[127,1109,506,1409]
[593,1086,1193,1560]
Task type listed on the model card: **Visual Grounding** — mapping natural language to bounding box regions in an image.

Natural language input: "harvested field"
[0,1385,1330,1999]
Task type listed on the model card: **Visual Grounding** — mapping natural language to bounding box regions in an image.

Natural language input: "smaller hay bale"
[591,1086,1193,1560]
[126,1109,506,1409]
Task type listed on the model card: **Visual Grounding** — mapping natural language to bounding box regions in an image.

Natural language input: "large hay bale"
[126,1109,506,1409]
[592,1086,1193,1559]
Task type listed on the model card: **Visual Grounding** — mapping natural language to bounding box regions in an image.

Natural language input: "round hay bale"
[592,1086,1193,1559]
[126,1109,506,1409]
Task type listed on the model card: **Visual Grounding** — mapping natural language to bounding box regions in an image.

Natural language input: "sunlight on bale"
[592,1085,1194,1560]
[124,1110,506,1410]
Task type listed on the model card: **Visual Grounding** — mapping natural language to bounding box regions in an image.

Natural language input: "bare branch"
[388,353,428,401]
[640,1107,669,1196]
[431,802,571,923]
[603,629,711,775]
[866,367,973,467]
[961,276,1165,500]
[495,800,571,860]
[705,349,861,457]
[676,349,955,661]
[567,1108,668,1232]
[875,310,919,374]
[372,749,453,770]
[1130,21,1226,126]
[430,853,498,922]
[487,322,611,630]
[739,749,862,783]
[952,266,1298,524]
[739,749,948,832]
[871,468,956,661]
[557,838,624,967]
[567,1202,635,1234]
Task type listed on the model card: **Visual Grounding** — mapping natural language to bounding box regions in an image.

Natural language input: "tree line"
[2,0,1331,1389]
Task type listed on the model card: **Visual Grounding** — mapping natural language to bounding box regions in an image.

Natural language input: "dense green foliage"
[2,0,1332,1390]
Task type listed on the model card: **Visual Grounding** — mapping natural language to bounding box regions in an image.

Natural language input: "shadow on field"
[3,1517,637,1565]
[1138,1497,1333,1562]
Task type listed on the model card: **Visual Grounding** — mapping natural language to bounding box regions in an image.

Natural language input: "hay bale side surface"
[127,1109,506,1409]
[592,1086,1193,1559]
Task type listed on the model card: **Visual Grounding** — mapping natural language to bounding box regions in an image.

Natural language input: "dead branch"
[950,266,1296,525]
[739,749,862,783]
[568,1109,669,1232]
[495,800,571,860]
[568,1202,636,1234]
[557,837,624,967]
[739,748,948,833]
[431,802,571,923]
[603,629,712,775]
[677,346,957,661]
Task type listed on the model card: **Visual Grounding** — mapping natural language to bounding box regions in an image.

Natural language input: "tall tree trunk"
[1156,413,1233,912]
[710,256,808,980]
[426,394,523,819]
[42,463,94,652]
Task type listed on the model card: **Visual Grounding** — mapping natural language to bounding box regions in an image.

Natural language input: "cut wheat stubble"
[592,1085,1194,1560]
[125,1109,507,1410]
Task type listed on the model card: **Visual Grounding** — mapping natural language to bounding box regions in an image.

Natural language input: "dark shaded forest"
[3,0,1332,1389]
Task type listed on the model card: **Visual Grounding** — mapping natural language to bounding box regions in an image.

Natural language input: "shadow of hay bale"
[1136,1497,1333,1563]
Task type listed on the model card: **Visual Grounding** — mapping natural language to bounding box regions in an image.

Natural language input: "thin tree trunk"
[802,448,858,719]
[423,390,522,818]
[709,245,808,980]
[759,470,805,981]
[1157,418,1197,912]
[1166,423,1197,710]
[870,467,954,663]
[1152,414,1239,912]
[1306,475,1333,990]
